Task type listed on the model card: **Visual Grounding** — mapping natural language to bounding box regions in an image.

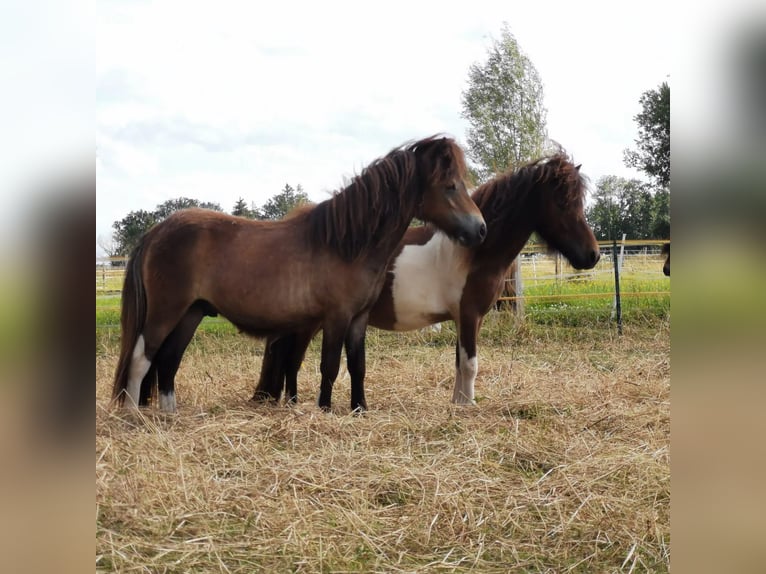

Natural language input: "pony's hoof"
[451,398,477,407]
[158,391,177,413]
[249,392,279,405]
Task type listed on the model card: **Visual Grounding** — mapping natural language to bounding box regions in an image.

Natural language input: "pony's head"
[529,153,600,269]
[409,136,486,247]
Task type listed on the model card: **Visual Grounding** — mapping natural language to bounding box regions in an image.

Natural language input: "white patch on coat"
[126,335,151,408]
[159,391,177,413]
[390,232,470,331]
[451,344,478,405]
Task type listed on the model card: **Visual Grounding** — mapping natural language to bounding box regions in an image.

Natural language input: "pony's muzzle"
[577,247,600,269]
[456,216,487,247]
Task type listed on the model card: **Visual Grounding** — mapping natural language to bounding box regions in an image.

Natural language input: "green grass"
[97,276,669,333]
[521,275,670,328]
[96,294,238,334]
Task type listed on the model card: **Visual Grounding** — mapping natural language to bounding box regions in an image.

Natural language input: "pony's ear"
[575,164,582,171]
[431,139,456,171]
[440,143,455,167]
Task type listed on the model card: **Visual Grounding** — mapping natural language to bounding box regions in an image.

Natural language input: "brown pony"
[113,135,486,413]
[254,151,600,406]
[661,242,670,276]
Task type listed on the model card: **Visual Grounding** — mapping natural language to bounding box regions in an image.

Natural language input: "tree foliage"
[97,233,119,258]
[624,81,670,189]
[110,184,309,257]
[154,197,221,219]
[232,197,258,219]
[258,184,309,220]
[111,209,159,257]
[586,176,668,240]
[461,24,547,183]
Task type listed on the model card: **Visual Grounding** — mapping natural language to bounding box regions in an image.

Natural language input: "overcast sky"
[96,0,671,250]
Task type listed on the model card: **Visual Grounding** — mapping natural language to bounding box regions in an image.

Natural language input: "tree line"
[102,184,308,259]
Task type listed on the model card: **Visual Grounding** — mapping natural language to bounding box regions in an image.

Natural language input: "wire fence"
[96,239,670,328]
[498,240,670,298]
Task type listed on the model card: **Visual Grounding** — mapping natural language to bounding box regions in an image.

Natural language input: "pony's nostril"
[591,250,600,264]
[478,223,487,240]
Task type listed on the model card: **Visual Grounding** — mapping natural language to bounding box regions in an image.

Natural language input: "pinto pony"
[255,151,600,406]
[113,136,486,413]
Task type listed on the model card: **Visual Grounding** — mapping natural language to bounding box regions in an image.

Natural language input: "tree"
[258,183,309,220]
[232,197,259,218]
[97,233,119,259]
[112,209,158,257]
[111,198,223,256]
[624,81,670,189]
[586,176,657,240]
[461,24,548,183]
[650,188,670,239]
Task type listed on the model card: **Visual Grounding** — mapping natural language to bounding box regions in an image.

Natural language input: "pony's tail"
[111,241,148,406]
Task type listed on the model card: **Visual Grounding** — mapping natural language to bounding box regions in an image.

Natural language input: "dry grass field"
[96,311,670,572]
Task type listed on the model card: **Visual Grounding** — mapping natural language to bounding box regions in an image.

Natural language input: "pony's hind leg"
[125,334,152,408]
[252,335,291,403]
[125,299,195,408]
[138,363,157,406]
[153,303,206,412]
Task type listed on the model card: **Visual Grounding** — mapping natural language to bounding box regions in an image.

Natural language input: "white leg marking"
[126,335,151,408]
[452,345,478,406]
[159,390,177,413]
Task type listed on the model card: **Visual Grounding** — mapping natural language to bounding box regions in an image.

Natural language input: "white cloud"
[96,0,671,246]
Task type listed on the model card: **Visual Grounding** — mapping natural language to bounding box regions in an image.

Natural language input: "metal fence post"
[513,257,524,321]
[612,239,623,335]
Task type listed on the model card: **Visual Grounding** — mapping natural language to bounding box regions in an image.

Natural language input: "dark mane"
[471,151,587,233]
[306,135,465,261]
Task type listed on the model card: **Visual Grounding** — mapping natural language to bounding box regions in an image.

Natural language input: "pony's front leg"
[451,341,465,403]
[284,329,315,404]
[345,312,370,413]
[451,315,480,405]
[317,320,349,412]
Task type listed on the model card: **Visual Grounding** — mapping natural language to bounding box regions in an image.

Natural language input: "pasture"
[96,260,669,572]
